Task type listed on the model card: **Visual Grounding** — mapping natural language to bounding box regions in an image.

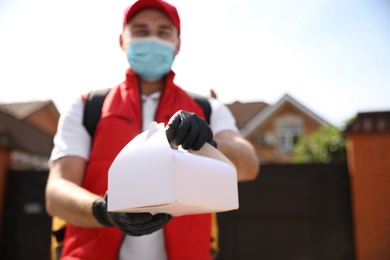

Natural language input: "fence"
[0,163,354,260]
[217,163,355,260]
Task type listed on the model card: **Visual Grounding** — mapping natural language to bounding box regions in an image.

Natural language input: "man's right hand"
[92,193,172,236]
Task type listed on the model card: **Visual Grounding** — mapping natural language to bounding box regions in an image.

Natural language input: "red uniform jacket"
[61,69,212,260]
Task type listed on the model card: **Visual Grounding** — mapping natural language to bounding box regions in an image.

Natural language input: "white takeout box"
[107,122,239,216]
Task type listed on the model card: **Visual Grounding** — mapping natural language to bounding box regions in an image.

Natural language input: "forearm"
[45,157,104,228]
[215,136,259,181]
[46,177,103,228]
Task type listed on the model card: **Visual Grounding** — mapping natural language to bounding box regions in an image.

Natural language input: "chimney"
[210,89,217,99]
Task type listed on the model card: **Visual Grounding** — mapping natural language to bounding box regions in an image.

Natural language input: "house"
[0,100,59,170]
[227,94,330,164]
[0,100,59,253]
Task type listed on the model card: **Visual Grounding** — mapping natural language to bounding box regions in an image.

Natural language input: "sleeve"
[208,98,240,135]
[49,96,92,163]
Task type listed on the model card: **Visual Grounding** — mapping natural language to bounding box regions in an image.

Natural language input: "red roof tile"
[227,101,269,128]
[345,111,390,133]
[0,100,53,119]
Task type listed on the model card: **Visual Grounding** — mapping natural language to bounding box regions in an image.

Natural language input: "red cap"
[123,0,181,36]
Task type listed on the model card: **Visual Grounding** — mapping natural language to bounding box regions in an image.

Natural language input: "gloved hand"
[165,110,217,151]
[92,193,171,236]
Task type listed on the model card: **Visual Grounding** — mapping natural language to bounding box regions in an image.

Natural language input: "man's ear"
[174,38,181,56]
[119,34,126,52]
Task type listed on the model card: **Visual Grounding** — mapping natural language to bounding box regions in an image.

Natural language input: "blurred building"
[227,94,329,164]
[0,100,59,258]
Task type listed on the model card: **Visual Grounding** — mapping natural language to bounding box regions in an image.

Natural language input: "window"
[254,132,274,145]
[275,115,303,154]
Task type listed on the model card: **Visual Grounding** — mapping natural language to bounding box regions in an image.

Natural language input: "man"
[45,0,259,259]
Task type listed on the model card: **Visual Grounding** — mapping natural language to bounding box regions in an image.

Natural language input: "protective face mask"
[126,36,176,82]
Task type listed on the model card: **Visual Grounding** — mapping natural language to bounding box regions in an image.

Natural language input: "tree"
[292,125,346,163]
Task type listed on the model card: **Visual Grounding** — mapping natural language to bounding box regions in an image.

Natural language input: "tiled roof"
[240,94,330,137]
[0,100,53,119]
[345,111,390,133]
[0,110,54,157]
[226,101,269,129]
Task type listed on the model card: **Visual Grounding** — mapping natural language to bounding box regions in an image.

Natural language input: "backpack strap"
[82,89,212,138]
[82,88,111,138]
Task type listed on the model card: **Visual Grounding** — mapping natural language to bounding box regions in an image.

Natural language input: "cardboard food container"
[107,122,239,216]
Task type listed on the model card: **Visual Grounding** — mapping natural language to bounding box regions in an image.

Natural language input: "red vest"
[61,70,212,260]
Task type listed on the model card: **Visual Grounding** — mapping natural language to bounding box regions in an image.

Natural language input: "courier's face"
[120,8,180,54]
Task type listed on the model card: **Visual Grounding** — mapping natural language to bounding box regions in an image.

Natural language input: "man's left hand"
[165,110,214,151]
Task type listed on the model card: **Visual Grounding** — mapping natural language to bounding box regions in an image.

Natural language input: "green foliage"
[292,125,346,164]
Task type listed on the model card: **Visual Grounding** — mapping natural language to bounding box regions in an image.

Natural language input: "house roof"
[0,110,54,157]
[344,111,390,133]
[240,94,330,137]
[226,101,269,129]
[0,100,54,120]
[0,100,57,157]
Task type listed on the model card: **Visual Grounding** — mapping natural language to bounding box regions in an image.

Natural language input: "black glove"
[165,110,216,151]
[92,193,172,236]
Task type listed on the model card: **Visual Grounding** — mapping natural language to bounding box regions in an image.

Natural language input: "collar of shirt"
[141,91,161,101]
[141,91,161,131]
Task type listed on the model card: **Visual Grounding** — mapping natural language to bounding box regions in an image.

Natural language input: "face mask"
[126,36,176,82]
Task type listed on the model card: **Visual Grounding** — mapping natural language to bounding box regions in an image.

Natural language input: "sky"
[0,0,389,127]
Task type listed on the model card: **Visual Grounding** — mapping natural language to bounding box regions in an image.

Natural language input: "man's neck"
[139,77,165,96]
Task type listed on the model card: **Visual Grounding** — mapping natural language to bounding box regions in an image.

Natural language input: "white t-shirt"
[50,91,239,259]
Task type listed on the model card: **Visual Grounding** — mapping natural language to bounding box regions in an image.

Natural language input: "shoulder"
[61,95,85,117]
[207,97,240,135]
[207,97,226,111]
[183,91,230,114]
